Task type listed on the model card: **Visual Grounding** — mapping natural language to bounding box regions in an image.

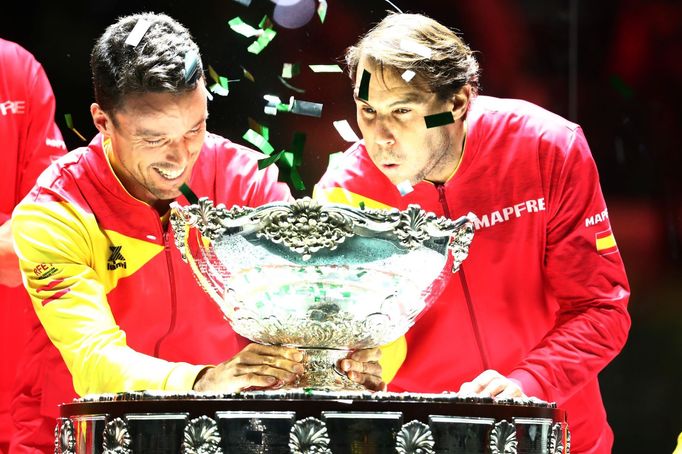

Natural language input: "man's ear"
[90,103,113,136]
[451,85,472,121]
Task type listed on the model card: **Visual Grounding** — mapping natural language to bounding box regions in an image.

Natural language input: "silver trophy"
[170,198,475,390]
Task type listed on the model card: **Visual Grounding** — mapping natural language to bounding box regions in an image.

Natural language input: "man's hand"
[338,347,385,391]
[0,220,22,288]
[458,369,526,399]
[193,343,304,392]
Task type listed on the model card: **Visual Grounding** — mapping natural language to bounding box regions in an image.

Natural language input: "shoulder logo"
[107,245,127,270]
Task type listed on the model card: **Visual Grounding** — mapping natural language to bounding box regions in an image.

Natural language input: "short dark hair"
[91,12,203,116]
[346,12,479,100]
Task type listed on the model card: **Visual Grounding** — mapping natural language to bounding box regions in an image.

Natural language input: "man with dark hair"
[315,12,630,454]
[10,13,382,452]
[0,37,67,454]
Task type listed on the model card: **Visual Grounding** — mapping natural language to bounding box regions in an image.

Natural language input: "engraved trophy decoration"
[170,198,475,390]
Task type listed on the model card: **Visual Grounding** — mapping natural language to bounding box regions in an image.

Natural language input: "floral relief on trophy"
[102,417,131,454]
[489,420,518,454]
[289,417,332,454]
[182,415,223,454]
[395,420,435,454]
[55,417,75,454]
[548,422,564,454]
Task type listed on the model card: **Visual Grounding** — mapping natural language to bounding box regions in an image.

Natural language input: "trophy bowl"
[170,198,475,390]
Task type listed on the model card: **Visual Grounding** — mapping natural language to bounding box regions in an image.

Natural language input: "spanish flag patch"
[595,228,618,255]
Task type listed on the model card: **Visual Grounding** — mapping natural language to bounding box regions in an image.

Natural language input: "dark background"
[3,0,681,451]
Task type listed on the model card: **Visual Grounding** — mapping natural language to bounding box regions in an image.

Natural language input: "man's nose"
[166,138,192,163]
[374,118,396,146]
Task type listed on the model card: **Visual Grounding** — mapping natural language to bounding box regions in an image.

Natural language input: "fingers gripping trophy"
[170,197,475,390]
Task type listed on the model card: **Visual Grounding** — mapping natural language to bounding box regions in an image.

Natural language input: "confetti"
[241,66,256,82]
[359,201,366,210]
[247,28,277,55]
[327,151,344,171]
[401,70,416,82]
[209,83,229,96]
[124,19,151,47]
[282,63,301,79]
[289,167,305,190]
[243,129,275,155]
[228,17,261,38]
[396,180,414,196]
[317,0,328,23]
[332,120,360,142]
[258,149,285,170]
[290,132,306,166]
[399,38,432,58]
[232,0,252,5]
[248,117,269,141]
[308,64,343,73]
[358,69,371,101]
[64,114,86,142]
[258,15,274,30]
[290,98,323,117]
[184,51,200,84]
[424,111,455,128]
[278,76,306,94]
[179,183,199,204]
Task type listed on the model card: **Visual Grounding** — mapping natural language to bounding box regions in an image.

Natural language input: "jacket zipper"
[154,229,179,357]
[435,184,490,370]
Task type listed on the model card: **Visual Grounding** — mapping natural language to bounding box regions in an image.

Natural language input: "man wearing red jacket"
[0,38,67,452]
[314,13,630,454]
[10,13,383,453]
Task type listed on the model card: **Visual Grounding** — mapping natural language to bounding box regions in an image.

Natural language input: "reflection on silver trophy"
[170,198,476,390]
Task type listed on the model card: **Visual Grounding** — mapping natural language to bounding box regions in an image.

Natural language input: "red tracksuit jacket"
[0,38,66,448]
[314,95,631,454]
[10,132,291,452]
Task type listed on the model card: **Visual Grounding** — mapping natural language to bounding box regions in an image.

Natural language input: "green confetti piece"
[358,69,371,101]
[308,64,342,73]
[282,151,295,168]
[219,76,229,89]
[247,28,277,55]
[359,201,366,210]
[290,132,306,166]
[64,114,86,141]
[317,0,328,23]
[208,65,220,85]
[276,102,291,113]
[228,17,260,37]
[247,117,269,141]
[259,15,273,30]
[424,111,455,128]
[179,183,199,204]
[290,166,305,190]
[241,66,255,82]
[282,63,301,79]
[278,76,306,94]
[304,387,313,395]
[243,129,275,155]
[184,51,200,84]
[64,113,74,129]
[209,83,229,97]
[258,149,285,170]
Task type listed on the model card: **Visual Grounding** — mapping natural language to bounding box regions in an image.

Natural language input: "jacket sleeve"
[507,126,631,404]
[17,57,67,199]
[12,197,206,396]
